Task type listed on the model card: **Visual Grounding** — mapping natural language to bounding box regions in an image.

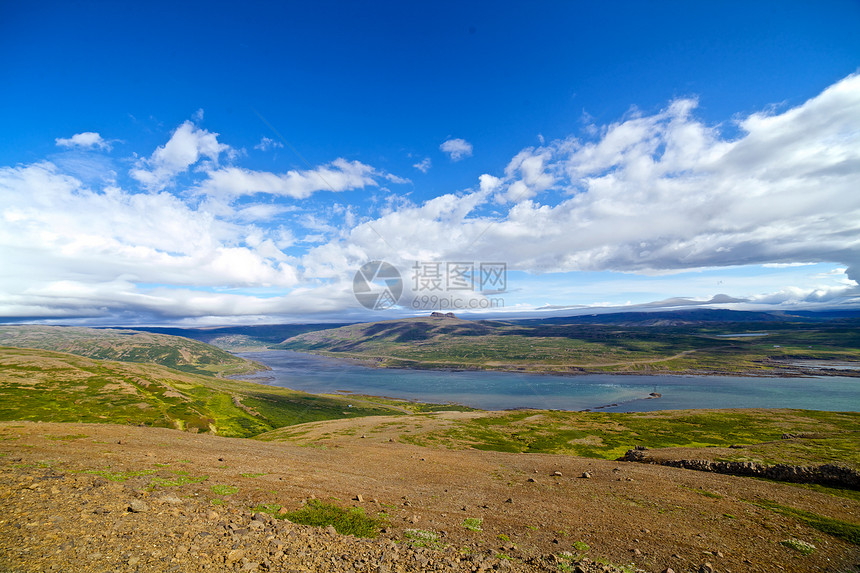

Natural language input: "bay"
[237,351,859,413]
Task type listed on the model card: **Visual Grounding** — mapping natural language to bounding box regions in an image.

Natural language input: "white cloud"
[307,74,860,290]
[4,75,860,323]
[55,132,111,150]
[254,136,284,151]
[413,157,431,173]
[440,138,473,161]
[130,120,232,190]
[196,158,378,200]
[0,161,301,321]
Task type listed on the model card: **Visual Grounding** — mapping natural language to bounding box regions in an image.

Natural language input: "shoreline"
[237,348,860,379]
[232,349,860,414]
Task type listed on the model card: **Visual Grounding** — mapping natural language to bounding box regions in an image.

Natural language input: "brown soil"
[1,420,858,573]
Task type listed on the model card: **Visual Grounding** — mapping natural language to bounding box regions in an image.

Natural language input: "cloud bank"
[2,75,859,323]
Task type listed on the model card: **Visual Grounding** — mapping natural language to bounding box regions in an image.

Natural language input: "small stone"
[354,494,364,502]
[325,525,337,536]
[699,563,714,573]
[504,498,513,503]
[552,471,563,476]
[717,551,724,558]
[128,499,148,513]
[226,549,244,564]
[632,548,642,556]
[127,556,140,566]
[527,477,537,483]
[661,569,675,573]
[581,471,592,479]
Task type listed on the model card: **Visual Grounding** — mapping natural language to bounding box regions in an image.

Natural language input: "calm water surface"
[238,351,859,412]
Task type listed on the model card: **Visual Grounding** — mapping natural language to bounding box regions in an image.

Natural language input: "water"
[237,351,860,413]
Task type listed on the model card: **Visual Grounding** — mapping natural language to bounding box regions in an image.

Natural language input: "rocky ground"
[1,421,858,573]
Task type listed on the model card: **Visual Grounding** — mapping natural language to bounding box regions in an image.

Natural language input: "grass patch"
[210,484,239,495]
[463,517,483,531]
[681,485,723,499]
[754,500,860,545]
[241,472,266,478]
[149,474,208,488]
[284,499,382,538]
[404,528,443,549]
[251,503,284,517]
[81,468,157,481]
[780,538,816,555]
[44,433,88,441]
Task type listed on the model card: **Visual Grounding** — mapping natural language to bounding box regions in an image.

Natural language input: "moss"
[755,500,860,545]
[284,500,382,538]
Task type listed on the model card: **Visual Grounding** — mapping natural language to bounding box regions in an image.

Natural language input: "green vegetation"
[210,484,239,495]
[463,517,483,531]
[404,528,444,549]
[82,468,157,481]
[0,345,402,438]
[754,500,860,545]
[332,394,476,413]
[150,474,208,488]
[278,315,860,375]
[284,500,383,537]
[400,408,859,465]
[780,538,816,555]
[251,503,284,517]
[0,325,260,377]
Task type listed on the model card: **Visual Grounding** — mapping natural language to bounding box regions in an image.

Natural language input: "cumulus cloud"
[413,157,431,173]
[440,138,473,161]
[55,132,111,150]
[308,74,860,286]
[196,159,379,200]
[130,120,232,190]
[3,75,860,323]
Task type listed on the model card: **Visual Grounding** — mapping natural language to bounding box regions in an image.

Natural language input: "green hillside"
[0,346,400,437]
[278,315,860,375]
[0,325,259,376]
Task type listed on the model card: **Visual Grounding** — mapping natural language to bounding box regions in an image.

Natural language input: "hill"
[277,314,860,375]
[0,346,401,437]
[0,325,259,376]
[127,323,352,351]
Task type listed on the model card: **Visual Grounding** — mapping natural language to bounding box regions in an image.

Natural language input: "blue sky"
[1,1,859,324]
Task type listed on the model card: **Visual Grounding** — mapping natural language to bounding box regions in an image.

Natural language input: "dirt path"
[1,421,857,573]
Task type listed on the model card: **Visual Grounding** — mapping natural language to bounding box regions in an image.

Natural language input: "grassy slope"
[0,346,401,438]
[278,316,860,374]
[0,325,259,377]
[397,409,860,466]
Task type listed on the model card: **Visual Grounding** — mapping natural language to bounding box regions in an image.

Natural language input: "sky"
[1,1,859,325]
